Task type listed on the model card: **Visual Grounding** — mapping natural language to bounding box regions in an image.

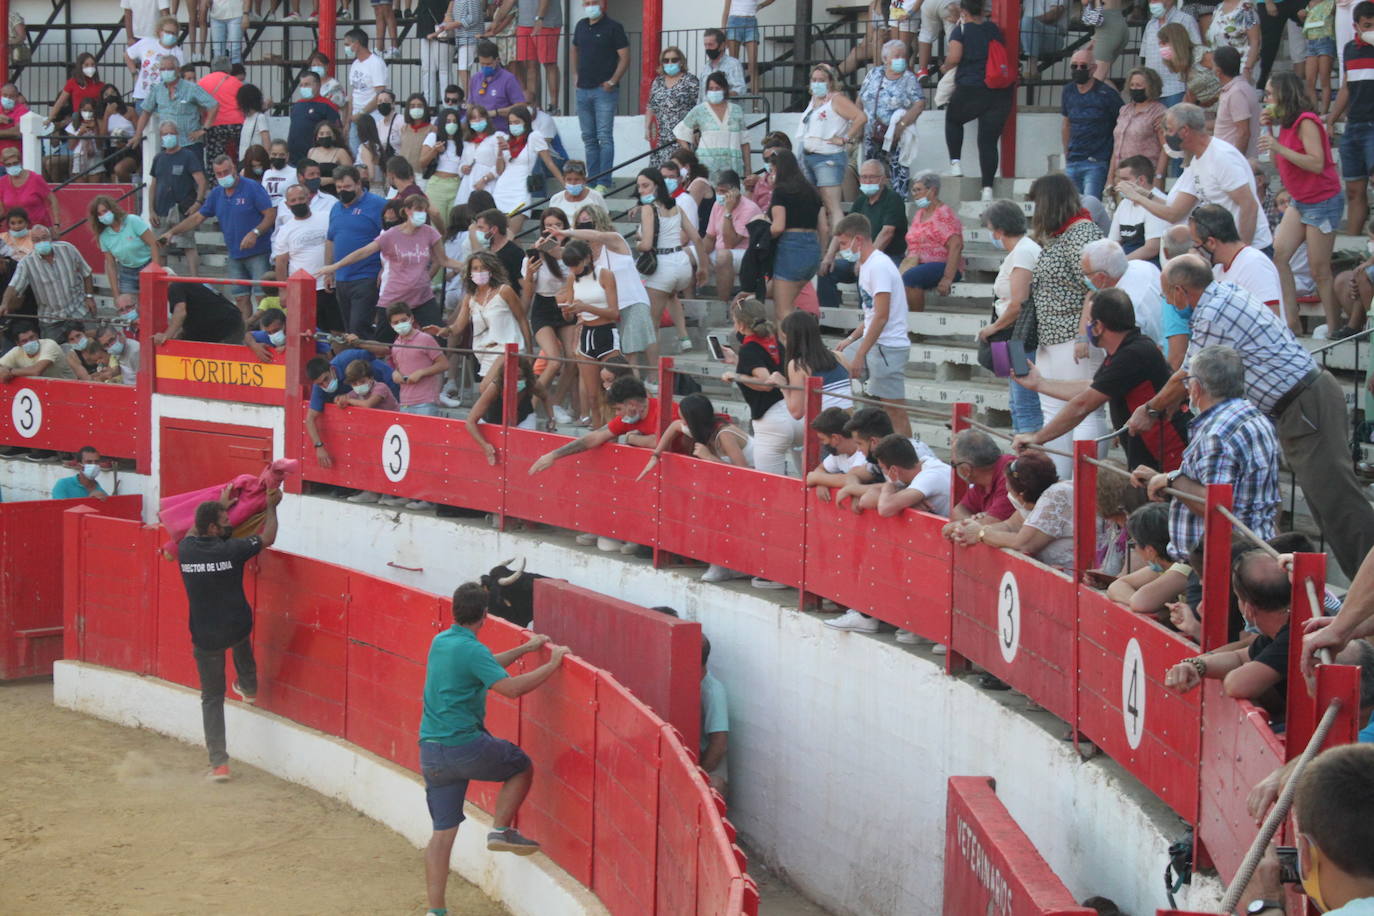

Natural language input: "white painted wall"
[53,661,607,916]
[0,457,151,504]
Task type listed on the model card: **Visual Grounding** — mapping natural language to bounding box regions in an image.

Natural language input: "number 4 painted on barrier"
[1121,638,1145,750]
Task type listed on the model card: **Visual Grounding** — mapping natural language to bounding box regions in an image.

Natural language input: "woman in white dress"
[456,104,500,205]
[492,105,564,236]
[635,168,708,354]
[441,249,531,381]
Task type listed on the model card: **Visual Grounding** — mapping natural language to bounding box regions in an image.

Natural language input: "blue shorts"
[902,262,961,289]
[1306,36,1336,57]
[800,149,848,188]
[420,735,531,831]
[1340,121,1374,181]
[726,14,759,44]
[226,252,270,300]
[773,230,820,282]
[1294,192,1345,233]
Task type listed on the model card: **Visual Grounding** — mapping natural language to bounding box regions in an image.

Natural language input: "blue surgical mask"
[509,122,526,136]
[810,80,828,97]
[10,227,26,238]
[352,382,373,396]
[6,165,22,177]
[393,320,413,337]
[469,119,488,133]
[410,210,428,227]
[107,340,124,356]
[217,174,236,189]
[664,62,681,76]
[858,183,880,196]
[837,244,859,263]
[21,339,39,355]
[481,65,497,78]
[890,57,908,73]
[706,89,726,104]
[98,211,115,226]
[620,411,643,425]
[160,69,177,84]
[715,194,726,206]
[0,97,13,111]
[664,177,679,193]
[1149,1,1166,15]
[301,86,316,100]
[564,182,584,195]
[639,193,656,204]
[34,241,52,256]
[83,463,101,479]
[72,336,89,351]
[912,196,931,209]
[160,32,178,47]
[444,121,459,135]
[311,65,326,78]
[121,309,138,324]
[268,329,286,347]
[1083,274,1099,292]
[321,376,339,394]
[585,4,602,19]
[161,133,179,149]
[991,235,1005,250]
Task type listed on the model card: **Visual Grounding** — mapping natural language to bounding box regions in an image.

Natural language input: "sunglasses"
[1070,64,1091,71]
[662,56,681,63]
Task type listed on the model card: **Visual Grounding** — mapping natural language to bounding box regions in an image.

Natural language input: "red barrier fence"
[61,507,757,916]
[0,495,142,679]
[0,376,147,466]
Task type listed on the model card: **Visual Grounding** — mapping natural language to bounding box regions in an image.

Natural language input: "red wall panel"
[593,676,664,916]
[0,377,143,460]
[657,731,703,916]
[159,419,274,498]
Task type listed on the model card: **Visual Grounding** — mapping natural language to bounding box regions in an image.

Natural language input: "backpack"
[984,33,1016,90]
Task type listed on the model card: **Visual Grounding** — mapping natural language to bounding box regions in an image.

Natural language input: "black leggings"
[1256,0,1306,90]
[944,85,1014,189]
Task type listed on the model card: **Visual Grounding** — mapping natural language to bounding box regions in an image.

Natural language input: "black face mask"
[377,102,393,116]
[337,187,358,205]
[1071,68,1092,85]
[1165,131,1184,152]
[1129,88,1148,103]
[270,156,287,169]
[705,45,721,59]
[304,177,322,192]
[316,136,335,148]
[290,202,312,218]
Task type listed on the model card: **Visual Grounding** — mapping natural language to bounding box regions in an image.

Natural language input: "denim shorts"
[1340,121,1374,180]
[773,230,820,282]
[800,149,848,188]
[726,14,759,44]
[1294,192,1345,233]
[420,735,531,830]
[117,262,147,296]
[226,252,270,300]
[1306,36,1336,58]
[902,262,960,290]
[401,402,440,416]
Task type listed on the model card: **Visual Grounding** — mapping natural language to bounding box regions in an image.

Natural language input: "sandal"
[544,416,558,432]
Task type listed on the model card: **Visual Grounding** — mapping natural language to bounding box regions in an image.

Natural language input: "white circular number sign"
[382,424,410,482]
[11,387,41,439]
[1121,638,1146,750]
[997,571,1020,664]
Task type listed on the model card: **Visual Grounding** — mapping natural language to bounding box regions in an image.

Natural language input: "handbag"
[1010,284,1040,352]
[635,206,660,276]
[975,307,1016,372]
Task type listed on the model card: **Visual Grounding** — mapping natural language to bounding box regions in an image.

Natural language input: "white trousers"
[1035,339,1108,479]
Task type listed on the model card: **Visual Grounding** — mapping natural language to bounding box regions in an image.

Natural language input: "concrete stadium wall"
[52,660,605,916]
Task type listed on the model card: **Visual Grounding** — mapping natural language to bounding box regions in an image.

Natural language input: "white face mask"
[352,382,373,396]
[471,270,491,286]
[83,65,97,78]
[1363,29,1374,43]
[82,463,101,479]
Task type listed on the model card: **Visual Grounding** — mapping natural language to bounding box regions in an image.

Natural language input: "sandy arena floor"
[0,679,506,915]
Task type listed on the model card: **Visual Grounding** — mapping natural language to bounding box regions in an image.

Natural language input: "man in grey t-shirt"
[495,0,563,112]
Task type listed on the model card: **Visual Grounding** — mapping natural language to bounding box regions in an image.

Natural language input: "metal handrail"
[56,181,144,240]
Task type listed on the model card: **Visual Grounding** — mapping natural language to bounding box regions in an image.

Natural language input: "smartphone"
[1009,340,1030,377]
[707,334,725,361]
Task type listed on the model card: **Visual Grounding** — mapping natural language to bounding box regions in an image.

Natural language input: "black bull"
[480,558,546,628]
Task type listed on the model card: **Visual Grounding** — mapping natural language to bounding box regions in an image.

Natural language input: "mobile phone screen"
[708,335,724,360]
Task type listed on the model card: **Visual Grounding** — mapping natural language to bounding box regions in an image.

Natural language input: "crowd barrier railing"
[60,505,758,916]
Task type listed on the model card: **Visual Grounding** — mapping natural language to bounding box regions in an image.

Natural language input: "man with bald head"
[1128,254,1374,580]
[1061,46,1123,200]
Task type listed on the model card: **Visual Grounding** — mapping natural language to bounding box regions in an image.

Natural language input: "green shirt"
[851,187,907,261]
[700,671,729,755]
[419,625,510,746]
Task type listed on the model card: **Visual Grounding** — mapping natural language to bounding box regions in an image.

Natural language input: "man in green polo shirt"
[419,581,568,916]
[818,158,909,309]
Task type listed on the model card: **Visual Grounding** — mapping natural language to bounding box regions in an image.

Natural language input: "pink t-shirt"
[388,330,444,406]
[0,168,54,226]
[358,381,399,410]
[706,197,763,251]
[0,100,31,156]
[904,203,963,265]
[198,72,244,126]
[377,224,442,310]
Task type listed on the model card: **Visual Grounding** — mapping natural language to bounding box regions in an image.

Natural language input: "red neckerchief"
[671,186,687,199]
[742,333,781,366]
[1053,209,1093,236]
[507,134,528,158]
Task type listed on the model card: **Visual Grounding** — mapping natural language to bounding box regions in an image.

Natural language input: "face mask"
[392,320,413,336]
[470,119,488,133]
[585,4,602,18]
[510,122,526,136]
[1072,68,1092,85]
[409,210,428,227]
[706,46,722,59]
[252,165,264,175]
[4,165,20,176]
[352,382,373,396]
[620,411,643,425]
[912,196,931,209]
[376,102,394,119]
[446,98,461,107]
[706,89,726,104]
[321,376,338,393]
[1129,88,1148,103]
[1164,132,1184,152]
[837,244,860,263]
[1083,274,1099,292]
[640,192,656,204]
[289,202,311,218]
[664,177,679,193]
[316,135,334,148]
[1148,1,1166,16]
[311,65,327,79]
[72,336,89,351]
[301,86,316,100]
[0,97,13,112]
[478,229,492,247]
[270,156,287,170]
[1299,838,1331,913]
[83,463,101,479]
[859,182,880,196]
[304,177,321,192]
[10,228,26,238]
[1086,322,1101,347]
[1159,45,1175,62]
[160,32,178,47]
[81,110,95,121]
[120,309,138,324]
[98,211,115,226]
[337,187,357,205]
[218,529,233,541]
[34,241,52,256]
[890,57,908,73]
[1364,29,1374,43]
[83,65,97,78]
[160,69,177,84]
[810,80,829,97]
[217,174,236,189]
[408,106,425,120]
[22,339,39,355]
[343,44,356,59]
[991,234,1005,250]
[107,340,124,356]
[482,65,499,78]
[444,121,459,135]
[471,269,491,286]
[265,329,286,347]
[564,181,584,196]
[664,62,681,75]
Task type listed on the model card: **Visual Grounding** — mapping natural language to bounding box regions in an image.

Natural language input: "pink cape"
[159,459,299,551]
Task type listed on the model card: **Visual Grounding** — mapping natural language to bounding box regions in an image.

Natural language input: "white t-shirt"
[821,449,868,474]
[905,454,951,517]
[348,52,388,112]
[1214,245,1282,308]
[548,187,606,216]
[430,135,464,173]
[274,190,334,229]
[114,337,142,384]
[238,112,272,159]
[372,110,403,151]
[121,0,168,41]
[128,39,184,100]
[1114,259,1167,349]
[992,235,1041,317]
[270,209,331,289]
[262,165,297,207]
[858,249,910,348]
[1175,137,1273,249]
[1108,191,1168,254]
[531,108,559,142]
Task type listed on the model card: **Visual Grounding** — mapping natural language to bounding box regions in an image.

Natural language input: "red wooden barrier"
[0,495,141,679]
[0,376,144,461]
[943,776,1094,916]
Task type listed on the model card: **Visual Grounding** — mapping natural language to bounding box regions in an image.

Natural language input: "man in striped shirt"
[1128,255,1374,579]
[0,224,96,332]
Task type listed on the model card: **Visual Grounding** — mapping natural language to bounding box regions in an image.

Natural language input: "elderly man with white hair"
[1081,238,1166,348]
[1061,46,1124,200]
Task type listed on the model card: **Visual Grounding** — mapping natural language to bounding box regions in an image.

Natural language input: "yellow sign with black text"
[155,354,286,389]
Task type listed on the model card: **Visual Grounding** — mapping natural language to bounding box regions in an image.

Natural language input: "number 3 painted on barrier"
[997,570,1019,664]
[382,424,410,482]
[1121,637,1145,750]
[11,387,42,438]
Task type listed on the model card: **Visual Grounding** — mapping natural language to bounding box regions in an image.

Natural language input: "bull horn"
[498,556,516,568]
[497,557,526,586]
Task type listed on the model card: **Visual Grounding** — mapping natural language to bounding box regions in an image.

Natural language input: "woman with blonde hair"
[795,62,866,232]
[89,195,159,299]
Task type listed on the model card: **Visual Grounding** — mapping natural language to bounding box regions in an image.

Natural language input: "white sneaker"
[980,187,993,202]
[438,392,463,408]
[931,643,948,656]
[895,629,918,644]
[405,500,433,510]
[346,490,380,503]
[553,405,574,424]
[825,610,880,632]
[596,536,623,551]
[948,159,963,177]
[750,577,787,590]
[702,564,749,582]
[575,532,597,545]
[644,380,659,396]
[378,494,409,507]
[678,337,693,352]
[619,541,641,555]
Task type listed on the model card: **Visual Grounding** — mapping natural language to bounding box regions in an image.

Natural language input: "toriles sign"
[153,342,286,406]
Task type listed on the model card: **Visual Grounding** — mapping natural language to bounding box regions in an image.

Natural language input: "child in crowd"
[804,406,867,501]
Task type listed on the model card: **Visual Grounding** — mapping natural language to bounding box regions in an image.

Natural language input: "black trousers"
[192,637,258,767]
[1256,0,1306,90]
[944,85,1014,189]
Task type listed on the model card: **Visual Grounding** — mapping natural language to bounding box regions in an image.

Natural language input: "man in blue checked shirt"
[1128,255,1374,579]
